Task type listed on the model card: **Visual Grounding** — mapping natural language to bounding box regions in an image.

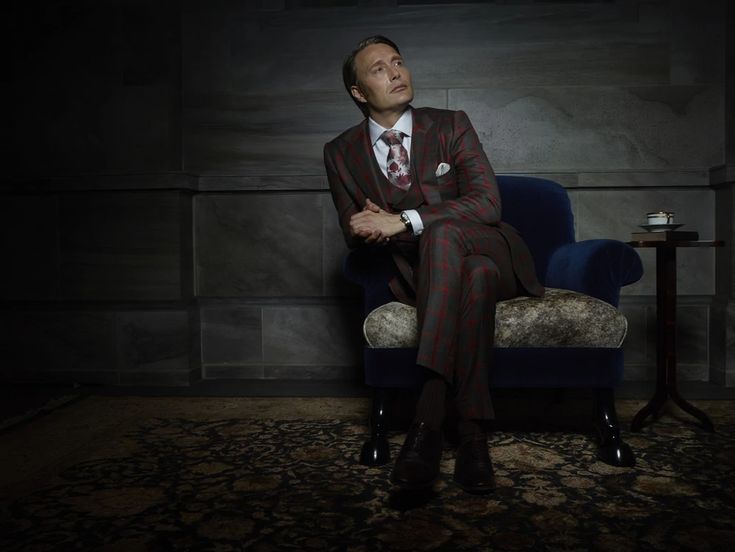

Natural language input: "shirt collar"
[368,107,413,147]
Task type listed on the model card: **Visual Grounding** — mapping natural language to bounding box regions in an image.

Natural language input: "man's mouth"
[391,84,407,93]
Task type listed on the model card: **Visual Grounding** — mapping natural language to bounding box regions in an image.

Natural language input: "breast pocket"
[435,167,458,200]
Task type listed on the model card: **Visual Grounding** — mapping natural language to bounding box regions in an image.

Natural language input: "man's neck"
[369,106,409,129]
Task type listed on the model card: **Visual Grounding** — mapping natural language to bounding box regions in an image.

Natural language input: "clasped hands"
[349,199,407,245]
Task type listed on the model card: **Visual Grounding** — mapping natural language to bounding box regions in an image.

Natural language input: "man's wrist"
[402,209,424,236]
[390,214,406,236]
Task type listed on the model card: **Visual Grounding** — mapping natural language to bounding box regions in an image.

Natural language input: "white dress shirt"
[368,109,424,236]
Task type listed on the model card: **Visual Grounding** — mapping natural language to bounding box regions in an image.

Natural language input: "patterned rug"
[1,397,734,551]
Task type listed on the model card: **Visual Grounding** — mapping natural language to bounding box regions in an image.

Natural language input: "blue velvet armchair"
[345,176,644,468]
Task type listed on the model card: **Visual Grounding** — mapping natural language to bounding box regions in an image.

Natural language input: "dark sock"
[414,376,447,431]
[458,419,486,444]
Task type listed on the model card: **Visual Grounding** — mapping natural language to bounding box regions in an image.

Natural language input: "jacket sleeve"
[416,110,501,228]
[324,140,363,249]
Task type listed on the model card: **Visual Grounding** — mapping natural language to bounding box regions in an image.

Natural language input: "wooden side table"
[628,239,723,432]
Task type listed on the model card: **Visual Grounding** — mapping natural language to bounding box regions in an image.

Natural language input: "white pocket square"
[435,162,451,177]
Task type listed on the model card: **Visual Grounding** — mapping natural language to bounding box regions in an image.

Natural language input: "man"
[324,36,543,493]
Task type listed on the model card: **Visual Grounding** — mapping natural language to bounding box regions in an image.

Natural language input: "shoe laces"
[408,426,428,450]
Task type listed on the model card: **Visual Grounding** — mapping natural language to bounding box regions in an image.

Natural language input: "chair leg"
[594,388,635,467]
[360,388,391,466]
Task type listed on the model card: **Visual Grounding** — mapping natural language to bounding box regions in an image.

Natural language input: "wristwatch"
[399,211,412,232]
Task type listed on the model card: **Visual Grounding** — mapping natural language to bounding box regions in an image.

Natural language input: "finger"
[351,222,370,237]
[352,212,379,227]
[352,210,373,221]
[365,198,381,213]
[355,226,375,239]
[364,229,382,244]
[363,200,379,213]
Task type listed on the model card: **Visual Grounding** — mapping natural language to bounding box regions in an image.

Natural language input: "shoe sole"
[453,476,496,494]
[389,473,438,491]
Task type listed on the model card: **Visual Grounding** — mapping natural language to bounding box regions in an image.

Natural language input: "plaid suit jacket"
[324,107,544,300]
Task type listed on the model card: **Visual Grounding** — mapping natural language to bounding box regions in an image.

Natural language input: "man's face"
[351,43,414,117]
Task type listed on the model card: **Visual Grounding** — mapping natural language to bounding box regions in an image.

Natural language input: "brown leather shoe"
[453,435,496,494]
[390,422,443,490]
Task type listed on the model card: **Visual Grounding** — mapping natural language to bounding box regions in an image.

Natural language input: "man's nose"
[388,66,401,80]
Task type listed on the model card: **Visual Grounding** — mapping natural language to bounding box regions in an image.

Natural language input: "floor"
[2,379,734,432]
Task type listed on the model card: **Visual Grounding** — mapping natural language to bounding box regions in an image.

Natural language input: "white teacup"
[647,211,674,225]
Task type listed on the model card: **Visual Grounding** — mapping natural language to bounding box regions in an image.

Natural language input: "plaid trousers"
[414,219,519,421]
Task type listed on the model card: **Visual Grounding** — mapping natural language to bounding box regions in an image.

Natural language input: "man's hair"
[342,35,401,117]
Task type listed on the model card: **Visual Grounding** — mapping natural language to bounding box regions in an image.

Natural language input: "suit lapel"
[351,120,391,208]
[410,108,441,205]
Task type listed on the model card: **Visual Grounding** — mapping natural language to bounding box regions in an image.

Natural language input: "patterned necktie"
[381,129,412,191]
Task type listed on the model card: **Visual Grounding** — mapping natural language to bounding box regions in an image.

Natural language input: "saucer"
[639,223,683,232]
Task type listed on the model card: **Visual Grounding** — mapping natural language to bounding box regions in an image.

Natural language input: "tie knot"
[381,129,404,146]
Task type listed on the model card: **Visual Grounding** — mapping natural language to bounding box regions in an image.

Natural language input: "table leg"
[659,247,715,431]
[669,388,715,431]
[630,387,667,431]
[631,246,714,432]
[631,247,673,431]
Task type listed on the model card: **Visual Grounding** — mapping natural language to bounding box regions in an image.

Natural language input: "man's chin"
[392,91,414,109]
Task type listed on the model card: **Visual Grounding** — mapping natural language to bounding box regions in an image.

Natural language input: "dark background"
[1,0,733,392]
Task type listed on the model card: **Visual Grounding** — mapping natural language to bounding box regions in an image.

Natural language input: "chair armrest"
[544,239,643,306]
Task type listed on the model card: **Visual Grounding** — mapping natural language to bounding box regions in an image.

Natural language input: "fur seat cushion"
[363,288,627,349]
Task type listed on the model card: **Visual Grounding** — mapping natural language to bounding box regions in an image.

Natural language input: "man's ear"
[351,85,367,104]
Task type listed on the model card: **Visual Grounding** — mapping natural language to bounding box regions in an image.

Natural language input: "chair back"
[497,175,575,284]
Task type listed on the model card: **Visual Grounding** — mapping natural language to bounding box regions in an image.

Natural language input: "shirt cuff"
[403,209,424,236]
